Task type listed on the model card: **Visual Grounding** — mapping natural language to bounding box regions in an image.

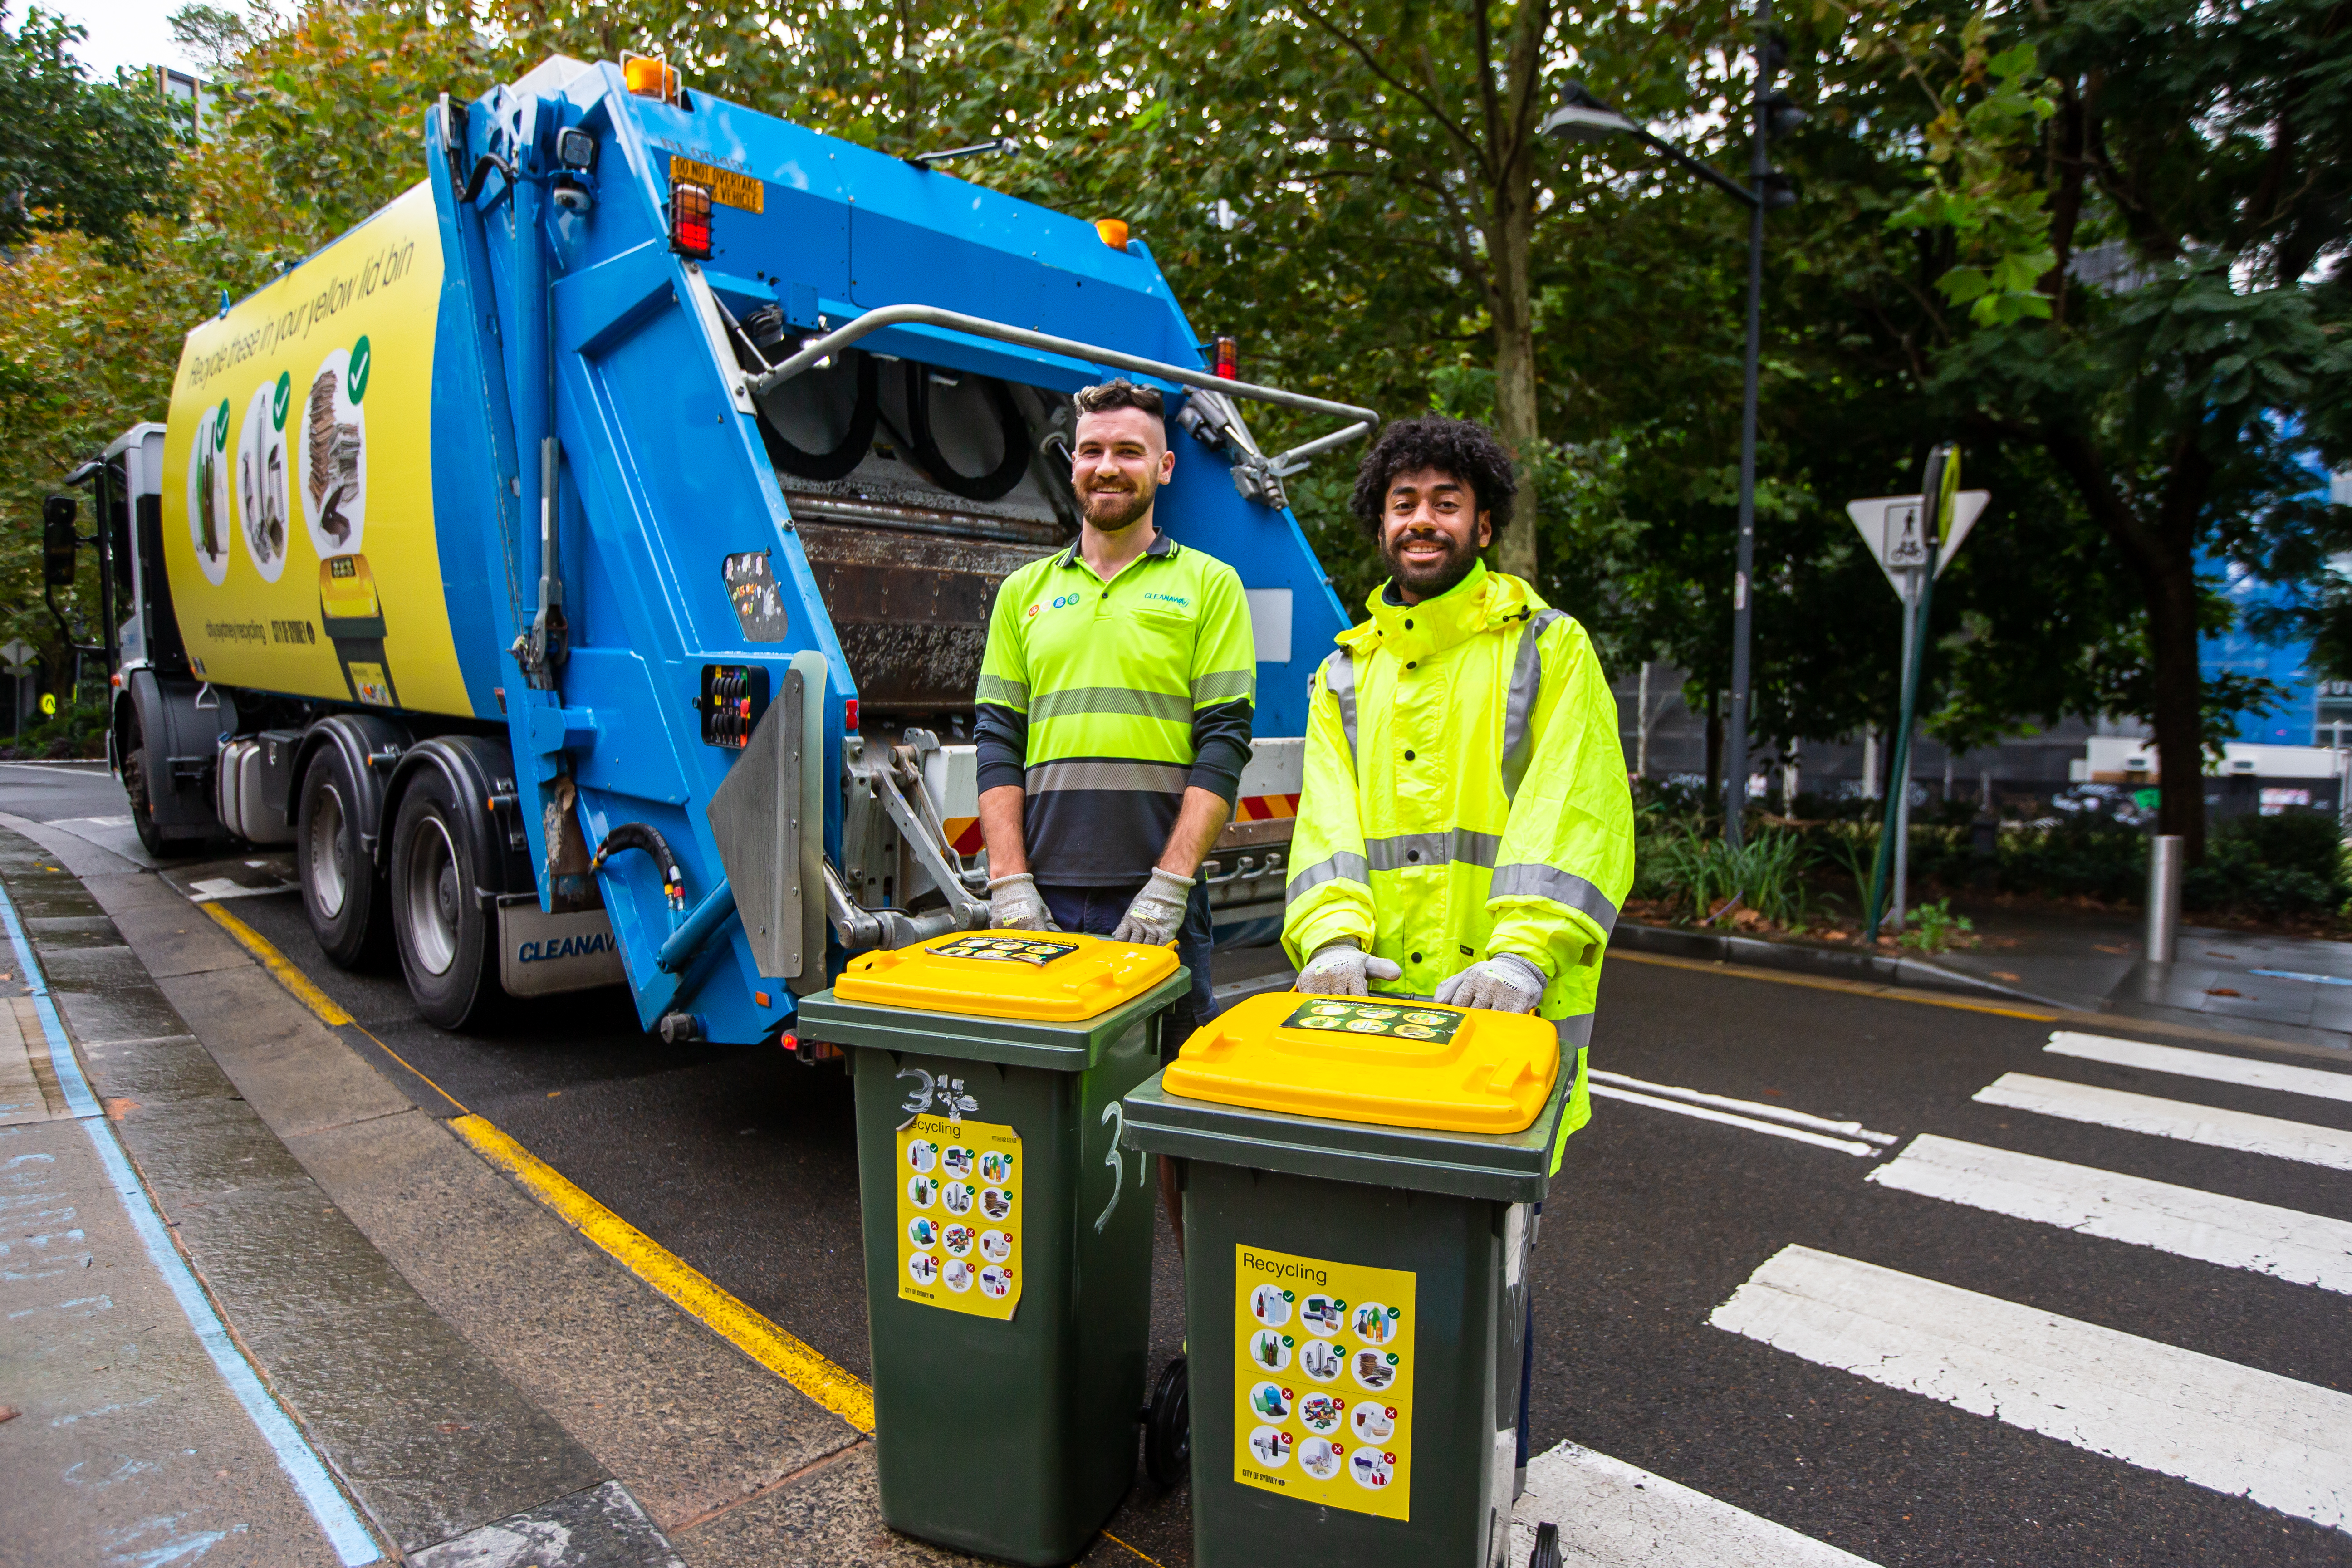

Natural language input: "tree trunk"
[1483,0,1548,583]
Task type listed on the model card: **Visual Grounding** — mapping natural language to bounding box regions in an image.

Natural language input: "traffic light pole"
[1721,0,1774,851]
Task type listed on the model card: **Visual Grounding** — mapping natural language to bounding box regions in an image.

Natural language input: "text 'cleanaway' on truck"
[57,54,1375,1044]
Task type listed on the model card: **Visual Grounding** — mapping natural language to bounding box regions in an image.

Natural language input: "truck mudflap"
[498,900,625,995]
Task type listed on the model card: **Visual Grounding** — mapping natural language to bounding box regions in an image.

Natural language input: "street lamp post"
[1543,5,1801,848]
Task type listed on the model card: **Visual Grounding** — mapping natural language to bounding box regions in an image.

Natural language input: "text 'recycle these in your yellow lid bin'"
[1232,1244,1416,1520]
[899,1116,1023,1320]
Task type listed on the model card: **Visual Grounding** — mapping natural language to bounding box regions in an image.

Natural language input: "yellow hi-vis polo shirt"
[973,529,1256,886]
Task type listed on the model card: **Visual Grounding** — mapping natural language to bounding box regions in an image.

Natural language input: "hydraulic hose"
[592,823,686,911]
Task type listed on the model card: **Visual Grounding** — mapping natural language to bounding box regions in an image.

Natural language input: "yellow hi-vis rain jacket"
[1281,561,1635,1168]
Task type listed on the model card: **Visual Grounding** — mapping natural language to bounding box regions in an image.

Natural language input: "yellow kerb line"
[203,902,355,1025]
[1612,948,2061,1023]
[450,1113,877,1436]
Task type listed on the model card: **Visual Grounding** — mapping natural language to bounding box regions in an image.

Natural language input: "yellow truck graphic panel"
[163,182,474,716]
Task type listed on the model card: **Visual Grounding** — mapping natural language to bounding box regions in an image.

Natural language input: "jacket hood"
[1338,560,1548,663]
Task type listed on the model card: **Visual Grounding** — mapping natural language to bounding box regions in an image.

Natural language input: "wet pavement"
[1928,896,2352,1053]
[14,762,2352,1567]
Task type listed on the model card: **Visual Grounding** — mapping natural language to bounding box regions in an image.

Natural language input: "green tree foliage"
[0,7,184,262]
[3,0,2342,844]
[1877,0,2352,858]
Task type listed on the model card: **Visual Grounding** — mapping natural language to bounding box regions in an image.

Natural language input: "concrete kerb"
[1611,920,2071,1008]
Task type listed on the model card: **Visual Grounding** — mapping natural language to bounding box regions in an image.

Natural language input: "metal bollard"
[2146,833,2184,964]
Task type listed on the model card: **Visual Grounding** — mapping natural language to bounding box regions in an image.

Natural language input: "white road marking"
[1710,1244,2352,1535]
[1588,1070,1898,1145]
[2047,1031,2352,1104]
[1589,1084,1877,1156]
[1977,1073,2352,1171]
[1870,1134,2352,1293]
[1510,1439,1880,1567]
[182,877,298,904]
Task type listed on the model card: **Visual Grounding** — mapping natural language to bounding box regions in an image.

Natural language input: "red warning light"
[844,697,860,732]
[669,182,713,260]
[1213,336,1238,380]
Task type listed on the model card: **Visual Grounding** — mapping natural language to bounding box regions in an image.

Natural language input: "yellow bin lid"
[833,930,1182,1023]
[1162,992,1560,1134]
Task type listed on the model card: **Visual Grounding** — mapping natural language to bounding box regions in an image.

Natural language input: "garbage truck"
[58,53,1374,1043]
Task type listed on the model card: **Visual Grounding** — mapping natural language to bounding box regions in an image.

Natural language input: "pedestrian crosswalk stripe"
[1588,1083,1878,1156]
[2045,1031,2352,1104]
[1977,1073,2352,1171]
[1710,1244,2352,1535]
[1870,1133,2352,1294]
[1510,1439,1881,1567]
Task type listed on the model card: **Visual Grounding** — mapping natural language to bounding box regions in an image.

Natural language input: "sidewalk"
[1618,895,2352,1055]
[1936,897,2352,1052]
[0,848,385,1566]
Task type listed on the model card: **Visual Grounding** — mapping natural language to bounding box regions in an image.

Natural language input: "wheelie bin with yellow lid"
[1119,991,1572,1568]
[797,931,1191,1565]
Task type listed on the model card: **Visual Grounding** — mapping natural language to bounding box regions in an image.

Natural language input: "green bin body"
[1120,1068,1566,1568]
[799,971,1186,1566]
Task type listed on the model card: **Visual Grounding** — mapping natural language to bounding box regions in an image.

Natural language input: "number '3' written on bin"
[899,1068,980,1120]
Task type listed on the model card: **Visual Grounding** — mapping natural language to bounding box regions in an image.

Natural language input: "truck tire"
[297,746,388,968]
[388,770,501,1030]
[123,746,176,860]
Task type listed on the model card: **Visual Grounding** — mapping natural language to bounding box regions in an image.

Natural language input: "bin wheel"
[1143,1355,1189,1488]
[1529,1521,1562,1568]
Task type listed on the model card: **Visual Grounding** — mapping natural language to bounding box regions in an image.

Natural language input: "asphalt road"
[11,760,2352,1567]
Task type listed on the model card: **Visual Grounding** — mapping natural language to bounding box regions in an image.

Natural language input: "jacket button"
[1406,661,1417,670]
[1406,849,1419,862]
[1410,951,1422,963]
[1404,619,1414,629]
[1403,750,1416,760]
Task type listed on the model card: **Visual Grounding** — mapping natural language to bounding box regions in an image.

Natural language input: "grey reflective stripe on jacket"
[1025,759,1191,793]
[1321,650,1358,761]
[1554,1012,1595,1051]
[1490,862,1620,935]
[1500,609,1566,801]
[1363,828,1503,872]
[1191,669,1256,704]
[1029,686,1194,724]
[1286,851,1371,907]
[975,673,1029,710]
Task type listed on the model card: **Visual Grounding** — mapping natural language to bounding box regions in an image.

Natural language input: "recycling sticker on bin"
[926,936,1079,967]
[898,1115,1023,1319]
[1284,999,1464,1044]
[1232,1244,1416,1520]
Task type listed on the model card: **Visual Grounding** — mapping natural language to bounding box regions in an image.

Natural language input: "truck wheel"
[298,748,388,968]
[388,772,500,1030]
[123,746,175,859]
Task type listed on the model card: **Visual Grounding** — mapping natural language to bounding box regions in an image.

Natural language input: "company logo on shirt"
[1028,593,1084,618]
[1141,591,1191,609]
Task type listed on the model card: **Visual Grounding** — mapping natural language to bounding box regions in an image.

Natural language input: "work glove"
[1112,867,1195,946]
[985,872,1059,932]
[1294,941,1405,997]
[1434,952,1547,1014]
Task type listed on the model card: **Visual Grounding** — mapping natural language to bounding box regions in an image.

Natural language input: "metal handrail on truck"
[743,302,1380,480]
